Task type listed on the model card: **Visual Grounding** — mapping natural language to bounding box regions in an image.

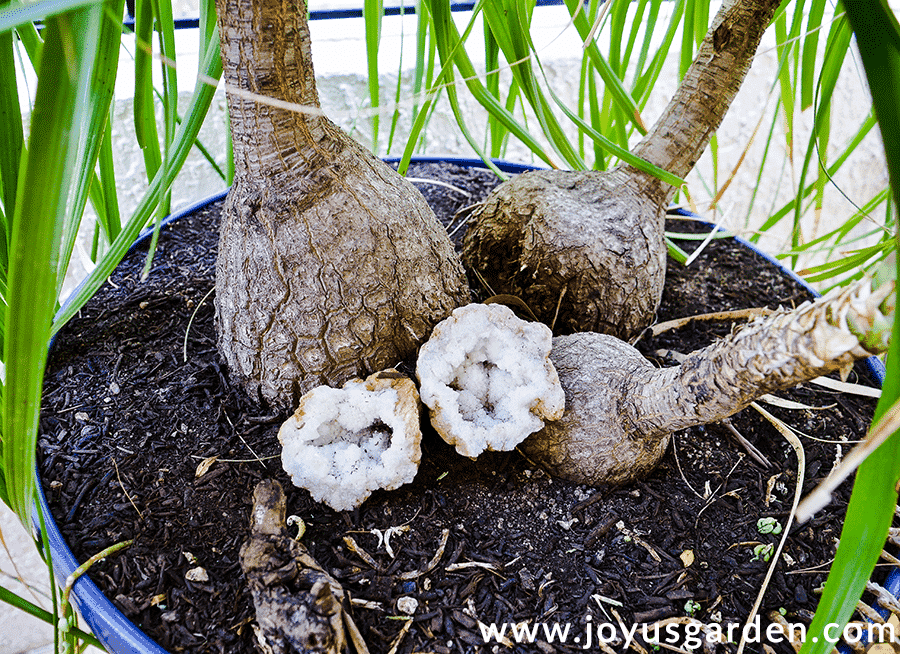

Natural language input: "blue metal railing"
[120,0,570,28]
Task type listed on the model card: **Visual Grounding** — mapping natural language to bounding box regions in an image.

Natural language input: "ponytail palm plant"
[0,0,896,652]
[406,3,899,647]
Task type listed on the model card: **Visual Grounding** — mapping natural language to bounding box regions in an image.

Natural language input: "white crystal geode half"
[278,369,422,511]
[416,303,564,458]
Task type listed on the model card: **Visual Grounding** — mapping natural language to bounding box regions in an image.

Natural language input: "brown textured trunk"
[214,0,469,410]
[630,0,784,203]
[461,0,782,340]
[523,280,893,486]
[241,479,370,653]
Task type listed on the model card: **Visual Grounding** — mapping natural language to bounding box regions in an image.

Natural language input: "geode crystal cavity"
[416,303,564,458]
[278,369,422,511]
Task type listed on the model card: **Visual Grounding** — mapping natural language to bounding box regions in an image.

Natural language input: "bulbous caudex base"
[461,168,666,340]
[521,332,669,485]
[213,0,469,411]
[215,137,470,411]
[460,0,784,342]
[523,279,894,486]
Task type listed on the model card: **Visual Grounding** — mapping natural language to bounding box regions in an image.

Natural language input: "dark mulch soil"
[39,162,884,654]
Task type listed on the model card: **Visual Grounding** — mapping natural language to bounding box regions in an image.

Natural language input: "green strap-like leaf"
[422,0,557,166]
[801,3,900,653]
[0,585,101,648]
[364,0,383,151]
[14,21,41,72]
[3,4,101,525]
[0,0,97,33]
[618,0,648,80]
[785,189,889,256]
[632,0,683,109]
[153,0,177,150]
[680,0,695,79]
[800,0,826,110]
[484,21,505,157]
[773,9,795,157]
[800,239,893,283]
[134,0,161,181]
[95,103,122,244]
[410,0,429,121]
[563,0,647,134]
[53,26,223,335]
[140,0,179,277]
[752,110,876,241]
[481,0,586,169]
[632,0,663,89]
[56,0,125,295]
[0,3,23,227]
[198,0,217,65]
[784,10,852,264]
[534,49,684,187]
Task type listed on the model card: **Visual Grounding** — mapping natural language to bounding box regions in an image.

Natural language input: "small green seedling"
[684,599,701,616]
[757,517,783,535]
[752,544,774,562]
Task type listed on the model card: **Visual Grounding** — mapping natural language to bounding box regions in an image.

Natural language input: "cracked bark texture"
[462,0,782,340]
[241,479,369,654]
[214,0,469,410]
[523,280,894,485]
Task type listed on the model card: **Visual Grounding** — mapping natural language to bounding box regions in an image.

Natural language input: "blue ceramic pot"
[36,156,889,653]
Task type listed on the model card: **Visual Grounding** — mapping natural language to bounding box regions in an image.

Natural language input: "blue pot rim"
[667,205,887,385]
[36,155,890,653]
